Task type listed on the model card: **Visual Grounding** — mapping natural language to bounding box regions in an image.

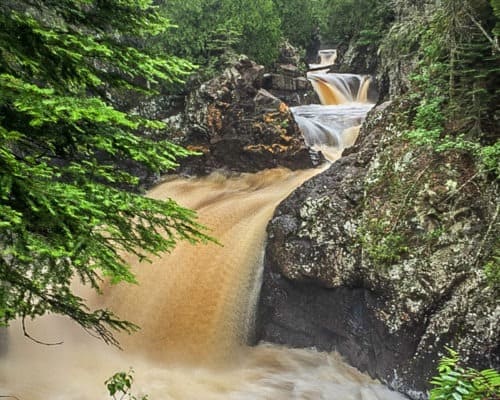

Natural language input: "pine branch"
[21,317,64,346]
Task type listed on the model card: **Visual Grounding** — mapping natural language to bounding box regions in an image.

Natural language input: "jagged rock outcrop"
[102,45,319,180]
[168,56,317,175]
[265,41,318,106]
[256,101,499,399]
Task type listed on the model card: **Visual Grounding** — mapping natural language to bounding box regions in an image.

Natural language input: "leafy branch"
[105,369,148,400]
[430,348,500,400]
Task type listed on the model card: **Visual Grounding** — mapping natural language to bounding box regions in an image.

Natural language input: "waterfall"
[307,73,372,105]
[291,71,376,161]
[1,53,404,400]
[0,168,405,400]
[309,48,337,70]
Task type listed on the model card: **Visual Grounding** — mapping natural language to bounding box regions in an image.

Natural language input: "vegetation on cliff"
[387,0,498,172]
[356,0,499,391]
[366,0,500,289]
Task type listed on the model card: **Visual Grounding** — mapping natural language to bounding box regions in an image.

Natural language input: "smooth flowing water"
[0,61,405,400]
[0,168,404,400]
[292,70,375,161]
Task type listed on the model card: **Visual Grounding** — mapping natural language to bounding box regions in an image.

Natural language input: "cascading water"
[292,103,373,160]
[309,49,338,70]
[308,73,372,105]
[0,55,405,400]
[292,69,375,161]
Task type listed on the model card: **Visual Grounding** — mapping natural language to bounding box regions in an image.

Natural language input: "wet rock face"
[337,42,380,76]
[255,101,499,399]
[266,41,319,106]
[263,64,318,106]
[168,56,316,175]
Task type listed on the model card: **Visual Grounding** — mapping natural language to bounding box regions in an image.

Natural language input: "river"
[0,63,406,400]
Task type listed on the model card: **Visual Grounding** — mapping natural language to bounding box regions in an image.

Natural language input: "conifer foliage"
[0,0,209,345]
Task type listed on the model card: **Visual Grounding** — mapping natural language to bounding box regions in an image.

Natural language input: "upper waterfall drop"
[291,50,377,161]
[308,48,338,70]
[307,73,372,105]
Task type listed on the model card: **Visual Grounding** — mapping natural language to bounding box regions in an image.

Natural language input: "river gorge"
[0,64,410,399]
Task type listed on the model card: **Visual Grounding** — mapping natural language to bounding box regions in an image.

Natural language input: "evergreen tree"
[273,0,323,50]
[225,0,282,65]
[157,0,242,73]
[0,0,210,345]
[320,0,393,47]
[160,0,282,68]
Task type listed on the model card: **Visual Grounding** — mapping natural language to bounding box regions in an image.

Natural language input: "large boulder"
[255,101,499,399]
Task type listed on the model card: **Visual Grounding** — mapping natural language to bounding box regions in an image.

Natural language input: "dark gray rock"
[266,73,298,92]
[263,42,320,106]
[277,40,302,66]
[255,101,499,399]
[254,89,282,112]
[257,274,423,395]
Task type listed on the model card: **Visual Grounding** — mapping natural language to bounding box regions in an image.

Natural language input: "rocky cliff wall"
[167,56,317,175]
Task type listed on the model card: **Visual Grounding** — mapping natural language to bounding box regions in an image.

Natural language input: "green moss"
[484,243,500,293]
[424,227,445,241]
[359,218,409,268]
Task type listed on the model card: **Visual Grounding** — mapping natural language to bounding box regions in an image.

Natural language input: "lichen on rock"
[256,100,499,399]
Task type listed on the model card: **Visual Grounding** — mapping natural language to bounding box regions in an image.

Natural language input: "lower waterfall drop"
[0,168,406,400]
[292,71,376,161]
